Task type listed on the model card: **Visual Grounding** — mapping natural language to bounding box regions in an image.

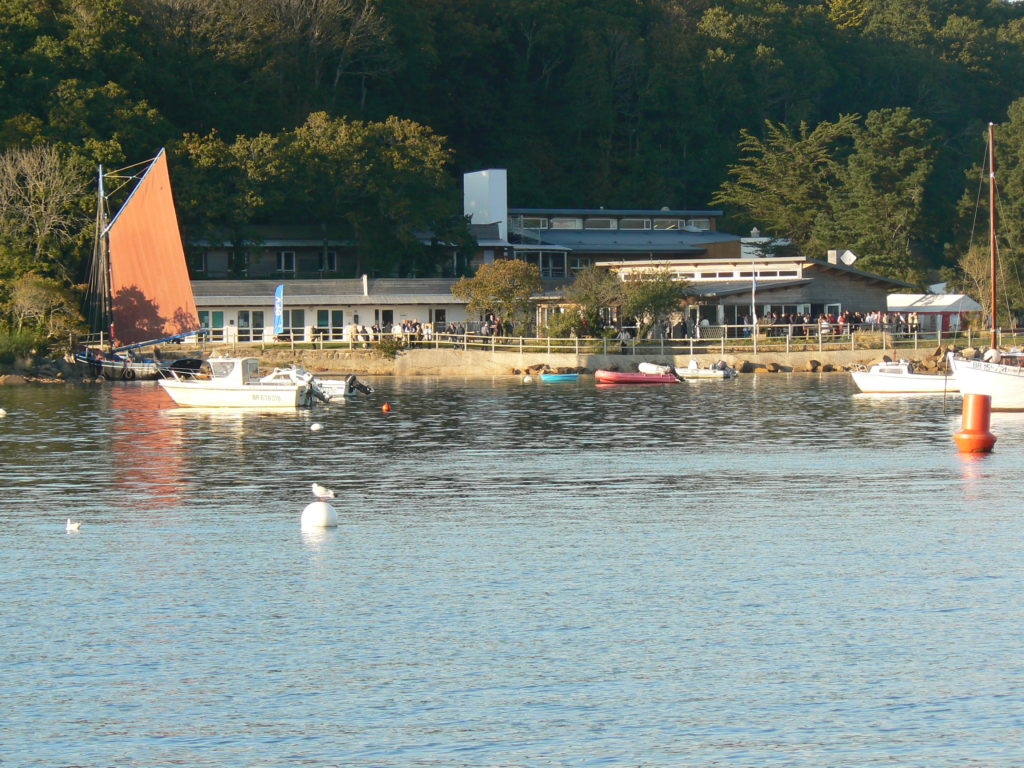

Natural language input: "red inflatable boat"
[594,369,682,384]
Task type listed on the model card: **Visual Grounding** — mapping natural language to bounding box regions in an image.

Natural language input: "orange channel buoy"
[953,393,996,453]
[382,402,391,413]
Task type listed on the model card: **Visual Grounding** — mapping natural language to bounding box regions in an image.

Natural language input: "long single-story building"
[192,278,470,342]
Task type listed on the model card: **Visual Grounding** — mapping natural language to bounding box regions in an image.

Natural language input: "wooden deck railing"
[180,324,1024,357]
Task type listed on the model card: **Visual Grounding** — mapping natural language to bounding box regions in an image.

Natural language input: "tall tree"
[0,145,90,282]
[816,108,936,282]
[712,114,860,254]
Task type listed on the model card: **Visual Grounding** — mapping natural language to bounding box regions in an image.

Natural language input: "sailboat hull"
[948,353,1024,409]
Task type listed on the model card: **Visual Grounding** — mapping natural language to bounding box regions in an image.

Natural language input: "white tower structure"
[463,169,508,241]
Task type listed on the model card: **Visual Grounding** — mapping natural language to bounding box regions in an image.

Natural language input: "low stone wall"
[226,345,950,377]
[0,342,953,384]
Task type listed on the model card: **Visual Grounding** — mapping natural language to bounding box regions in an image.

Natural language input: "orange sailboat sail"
[93,149,200,345]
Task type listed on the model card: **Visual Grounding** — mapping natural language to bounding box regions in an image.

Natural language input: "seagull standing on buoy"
[66,518,82,532]
[312,482,335,501]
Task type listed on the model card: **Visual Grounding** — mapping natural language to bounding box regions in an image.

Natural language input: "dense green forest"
[5,0,1024,343]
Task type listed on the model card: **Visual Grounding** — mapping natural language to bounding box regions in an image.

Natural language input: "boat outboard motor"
[345,374,374,395]
[309,379,331,404]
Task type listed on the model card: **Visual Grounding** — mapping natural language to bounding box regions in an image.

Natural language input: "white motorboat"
[639,360,737,380]
[259,366,374,400]
[850,360,958,394]
[158,357,319,408]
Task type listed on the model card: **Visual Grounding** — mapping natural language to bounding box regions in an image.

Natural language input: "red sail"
[107,150,199,345]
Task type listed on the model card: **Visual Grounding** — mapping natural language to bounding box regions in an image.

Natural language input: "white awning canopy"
[887,293,982,313]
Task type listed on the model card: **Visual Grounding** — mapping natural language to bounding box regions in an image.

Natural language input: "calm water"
[2,374,1023,767]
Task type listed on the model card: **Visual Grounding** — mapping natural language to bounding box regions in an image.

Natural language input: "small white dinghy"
[639,360,737,380]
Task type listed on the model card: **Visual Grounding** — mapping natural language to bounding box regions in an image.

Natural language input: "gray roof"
[509,207,723,217]
[806,259,914,288]
[688,279,811,297]
[192,278,465,307]
[541,228,739,253]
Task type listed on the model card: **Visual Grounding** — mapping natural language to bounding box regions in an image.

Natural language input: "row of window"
[673,269,800,280]
[512,215,713,232]
[198,307,450,339]
[192,250,338,274]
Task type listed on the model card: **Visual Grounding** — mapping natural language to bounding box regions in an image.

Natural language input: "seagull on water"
[312,482,335,501]
[66,518,82,532]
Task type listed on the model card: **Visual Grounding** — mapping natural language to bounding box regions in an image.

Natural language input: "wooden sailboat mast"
[85,163,112,339]
[989,122,997,349]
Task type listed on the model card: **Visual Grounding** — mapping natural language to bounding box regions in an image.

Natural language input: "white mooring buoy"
[301,501,338,530]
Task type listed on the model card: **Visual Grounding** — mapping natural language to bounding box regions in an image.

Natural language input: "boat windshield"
[210,360,236,378]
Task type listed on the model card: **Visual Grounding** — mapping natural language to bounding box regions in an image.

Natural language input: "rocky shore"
[0,343,961,386]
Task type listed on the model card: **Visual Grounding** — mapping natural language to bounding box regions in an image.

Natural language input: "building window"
[520,216,548,229]
[316,309,344,339]
[652,219,681,230]
[199,310,225,341]
[190,249,207,273]
[687,218,711,231]
[584,217,616,230]
[550,217,582,230]
[521,251,566,278]
[277,251,295,272]
[619,218,650,230]
[237,310,264,342]
[319,251,337,271]
[282,308,304,337]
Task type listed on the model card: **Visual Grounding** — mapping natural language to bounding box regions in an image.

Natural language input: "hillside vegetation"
[4,0,1024,337]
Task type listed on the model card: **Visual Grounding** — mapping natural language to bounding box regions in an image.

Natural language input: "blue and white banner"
[273,284,284,335]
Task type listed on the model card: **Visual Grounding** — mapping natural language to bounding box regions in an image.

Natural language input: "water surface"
[1,374,1022,766]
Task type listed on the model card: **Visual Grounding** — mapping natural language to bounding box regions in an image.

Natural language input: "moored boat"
[595,369,682,384]
[75,330,205,381]
[947,349,1024,408]
[850,360,959,394]
[946,123,1024,409]
[77,149,207,382]
[158,357,318,408]
[639,360,737,380]
[539,372,580,382]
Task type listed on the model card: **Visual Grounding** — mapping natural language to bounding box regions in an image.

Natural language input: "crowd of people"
[738,310,923,338]
[313,317,505,344]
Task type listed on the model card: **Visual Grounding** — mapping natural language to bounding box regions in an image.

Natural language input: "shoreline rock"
[0,345,959,383]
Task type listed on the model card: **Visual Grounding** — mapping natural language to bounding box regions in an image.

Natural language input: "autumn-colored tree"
[451,259,542,334]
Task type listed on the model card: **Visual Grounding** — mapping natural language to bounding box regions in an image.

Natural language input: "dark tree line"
[3,0,1024,294]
